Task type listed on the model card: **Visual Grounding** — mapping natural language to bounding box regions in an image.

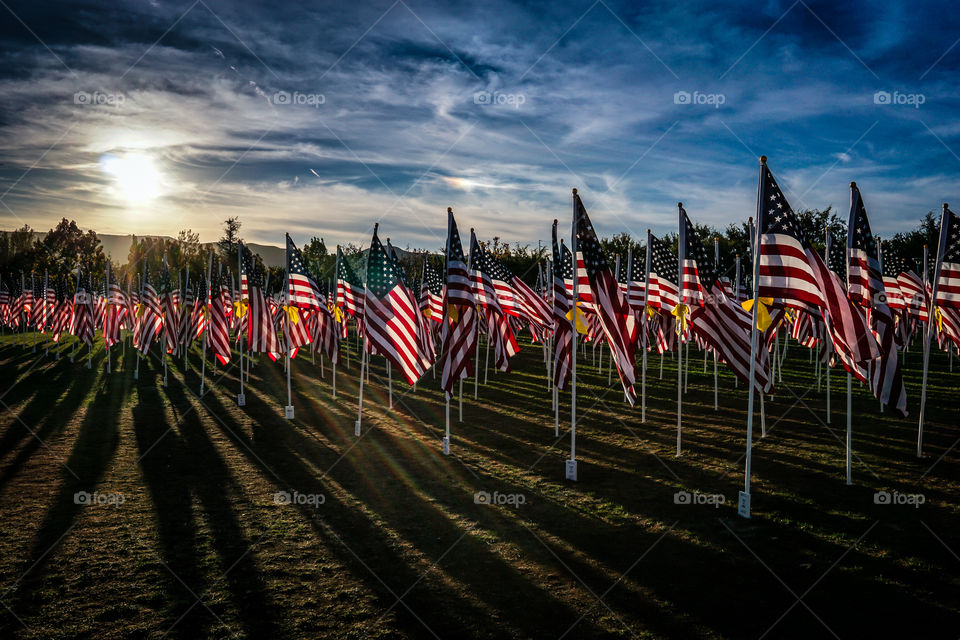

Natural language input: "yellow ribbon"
[332,305,344,324]
[233,300,248,319]
[741,297,775,331]
[565,304,589,335]
[672,303,691,335]
[282,305,300,325]
[137,302,144,317]
[448,304,459,323]
[644,304,658,320]
[934,306,943,333]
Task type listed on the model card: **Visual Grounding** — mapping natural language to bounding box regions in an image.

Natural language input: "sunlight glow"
[100,152,162,203]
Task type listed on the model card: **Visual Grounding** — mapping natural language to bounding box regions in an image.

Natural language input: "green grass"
[0,330,957,639]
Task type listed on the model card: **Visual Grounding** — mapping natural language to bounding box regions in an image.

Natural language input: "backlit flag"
[208,265,232,366]
[574,191,637,404]
[245,249,282,357]
[363,226,433,384]
[160,259,180,355]
[756,161,826,313]
[470,233,519,371]
[287,234,324,310]
[552,222,574,390]
[440,208,477,394]
[679,205,713,306]
[847,182,907,416]
[136,266,164,354]
[336,245,364,319]
[932,205,960,310]
[419,258,444,323]
[647,233,679,312]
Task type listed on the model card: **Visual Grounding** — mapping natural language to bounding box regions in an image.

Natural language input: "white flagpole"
[43,270,50,358]
[31,272,37,353]
[917,207,949,457]
[714,237,719,409]
[845,182,855,481]
[734,254,740,389]
[676,203,684,457]
[104,266,111,373]
[824,227,831,423]
[182,264,190,369]
[86,273,92,369]
[237,244,246,406]
[740,156,766,519]
[644,234,651,423]
[200,253,213,395]
[356,227,375,436]
[284,236,294,420]
[567,193,579,481]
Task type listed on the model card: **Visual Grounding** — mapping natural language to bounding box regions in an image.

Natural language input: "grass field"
[0,331,957,639]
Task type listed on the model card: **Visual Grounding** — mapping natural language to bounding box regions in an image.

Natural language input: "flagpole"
[643,232,652,421]
[200,252,213,395]
[845,182,855,483]
[740,156,766,519]
[356,224,375,436]
[676,203,684,457]
[824,226,831,423]
[567,191,579,481]
[87,273,93,369]
[917,205,949,457]
[714,237,719,409]
[70,270,78,363]
[43,270,50,358]
[31,272,37,352]
[238,243,246,406]
[284,237,295,419]
[105,265,111,373]
[135,272,142,379]
[183,264,190,369]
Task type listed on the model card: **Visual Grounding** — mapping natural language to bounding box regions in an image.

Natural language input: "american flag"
[897,270,929,323]
[574,191,637,403]
[933,205,960,310]
[756,162,826,313]
[186,274,207,343]
[0,277,8,327]
[847,183,884,307]
[679,205,713,306]
[440,208,478,394]
[287,234,324,310]
[647,233,679,312]
[389,242,435,366]
[847,183,907,416]
[419,258,444,323]
[43,275,56,333]
[880,247,907,311]
[71,272,95,347]
[104,269,125,349]
[159,261,179,355]
[208,265,232,366]
[552,221,574,390]
[690,282,773,392]
[470,233,519,371]
[363,226,433,384]
[137,266,164,354]
[616,252,646,313]
[336,245,365,318]
[244,248,282,356]
[309,278,340,364]
[52,277,71,342]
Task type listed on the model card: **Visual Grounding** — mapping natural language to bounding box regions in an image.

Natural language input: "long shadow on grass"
[131,358,278,639]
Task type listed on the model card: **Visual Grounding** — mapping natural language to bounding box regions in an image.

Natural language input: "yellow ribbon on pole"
[644,304,658,320]
[672,303,690,335]
[282,305,300,325]
[448,304,459,323]
[233,300,249,319]
[565,304,589,335]
[331,305,344,324]
[741,297,775,331]
[934,305,944,333]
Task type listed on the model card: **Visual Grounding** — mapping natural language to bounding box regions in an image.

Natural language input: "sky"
[0,0,958,251]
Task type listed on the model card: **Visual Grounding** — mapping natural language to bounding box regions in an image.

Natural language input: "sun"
[100,152,162,203]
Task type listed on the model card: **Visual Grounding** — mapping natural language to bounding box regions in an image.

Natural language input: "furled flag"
[573,191,637,404]
[72,271,95,347]
[336,245,365,318]
[847,182,907,416]
[137,266,164,354]
[470,232,519,371]
[440,208,478,394]
[756,161,826,313]
[419,258,444,323]
[244,247,282,357]
[363,225,433,384]
[208,265,232,366]
[552,221,574,390]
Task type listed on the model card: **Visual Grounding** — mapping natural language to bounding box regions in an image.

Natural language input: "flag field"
[0,334,957,639]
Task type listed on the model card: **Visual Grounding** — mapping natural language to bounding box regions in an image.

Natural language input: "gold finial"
[760,155,767,164]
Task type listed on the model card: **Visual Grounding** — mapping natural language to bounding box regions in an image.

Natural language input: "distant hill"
[1,230,286,268]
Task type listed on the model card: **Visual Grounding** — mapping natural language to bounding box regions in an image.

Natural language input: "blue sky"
[0,0,958,250]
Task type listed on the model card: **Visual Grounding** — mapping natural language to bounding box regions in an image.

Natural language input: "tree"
[217,217,242,268]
